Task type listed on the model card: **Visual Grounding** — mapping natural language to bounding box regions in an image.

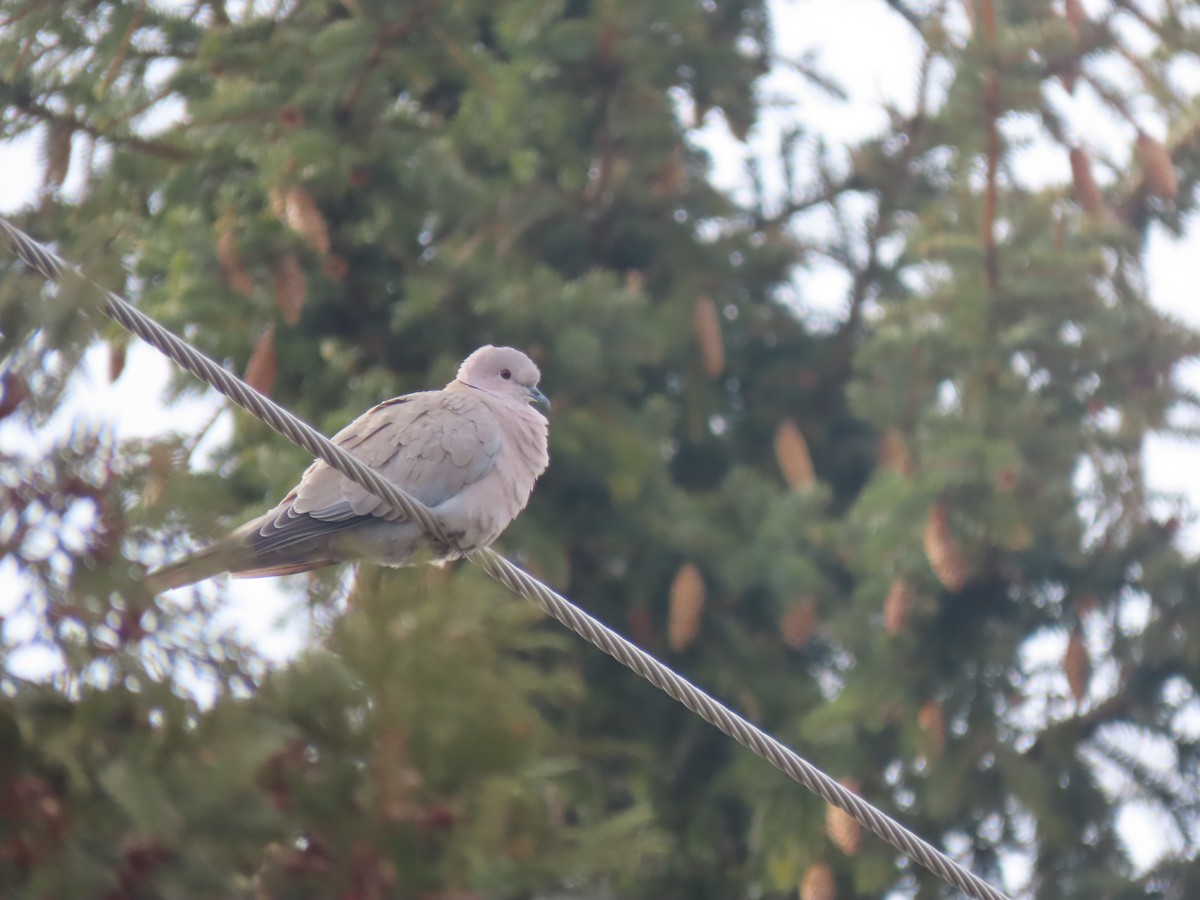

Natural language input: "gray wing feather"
[244,390,500,555]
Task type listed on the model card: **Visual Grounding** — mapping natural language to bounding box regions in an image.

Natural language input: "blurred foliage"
[3,0,1200,897]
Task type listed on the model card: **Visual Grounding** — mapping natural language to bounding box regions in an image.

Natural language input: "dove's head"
[457,345,550,410]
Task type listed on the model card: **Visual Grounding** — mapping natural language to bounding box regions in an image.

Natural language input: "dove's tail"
[145,545,336,593]
[144,540,247,594]
[145,534,336,594]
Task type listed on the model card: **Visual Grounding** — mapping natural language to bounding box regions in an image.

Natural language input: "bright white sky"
[1,0,1195,889]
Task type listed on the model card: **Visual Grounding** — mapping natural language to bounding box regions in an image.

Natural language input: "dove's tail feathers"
[232,560,335,580]
[145,512,375,593]
[144,540,248,594]
[145,545,337,593]
[145,530,344,593]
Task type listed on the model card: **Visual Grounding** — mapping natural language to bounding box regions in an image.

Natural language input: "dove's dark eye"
[500,369,512,380]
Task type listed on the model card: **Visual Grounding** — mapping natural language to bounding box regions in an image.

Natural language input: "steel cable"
[1,216,1011,900]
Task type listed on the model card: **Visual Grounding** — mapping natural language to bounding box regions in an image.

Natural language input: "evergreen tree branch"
[882,0,926,31]
[337,0,439,116]
[97,0,146,98]
[1111,0,1171,46]
[830,40,936,364]
[751,174,864,229]
[0,0,54,29]
[1026,660,1187,764]
[10,96,189,161]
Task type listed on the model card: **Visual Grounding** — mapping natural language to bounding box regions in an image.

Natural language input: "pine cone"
[0,371,29,422]
[1064,629,1090,703]
[1064,0,1087,30]
[692,295,725,378]
[775,419,816,491]
[216,229,255,297]
[244,324,278,397]
[283,185,331,256]
[41,120,73,192]
[781,598,817,649]
[883,577,914,634]
[272,253,307,325]
[668,562,705,651]
[826,782,862,856]
[801,861,836,900]
[919,700,946,761]
[108,336,128,384]
[924,502,968,592]
[878,429,913,476]
[1069,147,1105,217]
[1136,131,1179,202]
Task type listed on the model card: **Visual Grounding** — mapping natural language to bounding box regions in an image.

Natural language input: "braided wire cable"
[1,217,1011,900]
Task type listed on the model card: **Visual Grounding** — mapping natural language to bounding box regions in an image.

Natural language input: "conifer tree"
[2,1,1200,898]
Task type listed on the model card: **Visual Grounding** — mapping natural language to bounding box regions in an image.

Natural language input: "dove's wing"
[241,390,501,554]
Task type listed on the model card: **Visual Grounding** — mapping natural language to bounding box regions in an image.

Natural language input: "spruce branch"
[751,174,865,230]
[10,95,189,161]
[97,0,145,98]
[882,0,926,31]
[337,0,439,116]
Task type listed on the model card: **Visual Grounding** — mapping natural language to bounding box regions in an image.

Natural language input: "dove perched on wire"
[146,345,550,593]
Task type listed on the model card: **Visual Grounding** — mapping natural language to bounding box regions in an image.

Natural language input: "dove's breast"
[435,396,549,552]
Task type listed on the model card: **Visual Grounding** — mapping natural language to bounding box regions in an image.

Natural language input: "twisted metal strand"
[1,217,1011,900]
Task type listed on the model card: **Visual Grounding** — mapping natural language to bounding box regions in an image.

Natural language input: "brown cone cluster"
[919,700,946,761]
[1069,146,1105,217]
[271,184,331,257]
[780,598,817,649]
[801,862,836,900]
[1136,131,1179,202]
[1064,629,1091,703]
[825,780,862,857]
[883,577,914,634]
[775,419,816,491]
[244,323,278,397]
[878,428,913,476]
[273,253,308,325]
[693,295,725,378]
[667,562,705,651]
[924,502,968,592]
[216,228,255,297]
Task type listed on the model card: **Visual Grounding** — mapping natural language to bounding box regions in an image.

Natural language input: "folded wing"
[241,390,502,555]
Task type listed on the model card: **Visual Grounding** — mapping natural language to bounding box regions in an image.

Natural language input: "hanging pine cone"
[801,861,836,900]
[1064,629,1091,704]
[883,577,914,634]
[1064,0,1087,30]
[107,336,128,384]
[780,598,817,649]
[878,429,913,476]
[273,253,307,326]
[923,502,968,592]
[244,324,278,397]
[41,120,73,193]
[1069,147,1105,217]
[775,419,816,491]
[692,295,725,378]
[667,562,705,651]
[1136,131,1179,202]
[282,185,331,256]
[216,229,255,298]
[919,700,946,761]
[826,781,862,856]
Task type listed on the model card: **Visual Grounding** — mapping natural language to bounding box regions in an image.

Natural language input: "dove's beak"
[528,386,550,411]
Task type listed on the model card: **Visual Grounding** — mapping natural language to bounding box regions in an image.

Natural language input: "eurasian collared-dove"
[146,345,550,593]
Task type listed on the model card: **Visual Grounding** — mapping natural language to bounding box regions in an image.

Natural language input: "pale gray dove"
[146,345,549,592]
